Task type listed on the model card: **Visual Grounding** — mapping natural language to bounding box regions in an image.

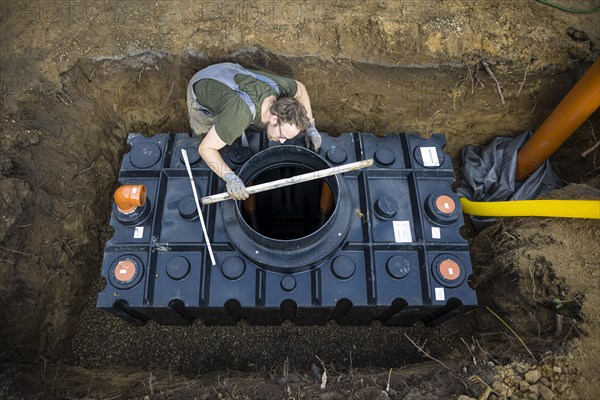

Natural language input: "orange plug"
[114,184,146,214]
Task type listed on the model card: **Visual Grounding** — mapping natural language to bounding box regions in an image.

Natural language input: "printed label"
[132,187,138,194]
[435,287,445,301]
[134,226,144,239]
[431,227,441,239]
[393,221,413,243]
[420,147,440,167]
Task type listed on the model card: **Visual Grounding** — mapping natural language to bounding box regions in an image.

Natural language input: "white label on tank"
[393,221,412,243]
[431,227,441,239]
[119,269,127,274]
[420,147,440,167]
[435,287,445,301]
[134,226,144,239]
[132,187,137,194]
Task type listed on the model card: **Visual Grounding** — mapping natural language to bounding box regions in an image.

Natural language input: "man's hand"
[224,173,249,200]
[305,120,322,152]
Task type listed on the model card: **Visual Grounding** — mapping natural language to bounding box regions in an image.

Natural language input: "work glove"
[304,120,322,152]
[224,173,249,201]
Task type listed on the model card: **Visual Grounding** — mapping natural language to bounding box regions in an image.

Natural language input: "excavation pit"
[1,45,597,398]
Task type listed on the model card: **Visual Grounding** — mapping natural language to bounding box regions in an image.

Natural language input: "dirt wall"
[0,49,589,361]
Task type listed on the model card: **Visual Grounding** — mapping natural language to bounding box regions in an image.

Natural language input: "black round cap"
[222,256,246,280]
[326,147,348,164]
[130,142,162,169]
[178,196,198,220]
[374,147,395,167]
[180,145,201,166]
[166,256,191,280]
[281,275,297,292]
[386,256,410,280]
[229,146,252,165]
[331,255,356,280]
[375,195,398,219]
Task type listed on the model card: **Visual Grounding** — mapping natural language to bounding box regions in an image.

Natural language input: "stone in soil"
[525,370,542,384]
[539,384,556,400]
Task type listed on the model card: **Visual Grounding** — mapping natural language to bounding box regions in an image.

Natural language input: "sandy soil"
[1,0,600,399]
[469,181,600,400]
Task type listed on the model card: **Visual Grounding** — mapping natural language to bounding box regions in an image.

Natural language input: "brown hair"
[269,97,310,131]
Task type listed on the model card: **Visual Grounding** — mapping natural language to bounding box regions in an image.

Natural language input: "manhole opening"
[241,165,336,240]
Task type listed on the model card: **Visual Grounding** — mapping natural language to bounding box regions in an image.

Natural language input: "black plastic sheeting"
[458,130,563,230]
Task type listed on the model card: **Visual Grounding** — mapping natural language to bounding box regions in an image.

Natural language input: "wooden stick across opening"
[201,159,374,205]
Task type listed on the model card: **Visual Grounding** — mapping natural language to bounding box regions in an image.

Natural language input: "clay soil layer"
[1,1,599,399]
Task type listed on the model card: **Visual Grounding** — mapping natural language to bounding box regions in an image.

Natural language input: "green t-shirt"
[192,70,298,145]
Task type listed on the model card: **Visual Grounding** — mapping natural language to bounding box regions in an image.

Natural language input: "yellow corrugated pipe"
[459,198,600,219]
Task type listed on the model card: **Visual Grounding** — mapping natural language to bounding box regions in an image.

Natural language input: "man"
[187,63,322,200]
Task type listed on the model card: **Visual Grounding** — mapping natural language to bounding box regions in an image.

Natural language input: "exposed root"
[469,375,496,400]
[517,61,531,97]
[486,307,537,362]
[404,333,450,370]
[581,140,600,158]
[481,61,505,105]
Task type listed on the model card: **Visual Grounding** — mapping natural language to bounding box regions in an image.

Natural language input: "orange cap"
[435,195,456,214]
[114,184,146,214]
[439,259,460,281]
[114,259,137,282]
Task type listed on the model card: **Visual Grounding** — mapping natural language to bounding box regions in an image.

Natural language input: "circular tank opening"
[240,165,336,240]
[227,145,350,271]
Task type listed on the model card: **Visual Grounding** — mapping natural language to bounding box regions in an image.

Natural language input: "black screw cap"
[229,146,252,166]
[166,256,191,280]
[178,196,198,220]
[331,255,356,280]
[280,275,297,292]
[326,147,348,164]
[222,256,246,280]
[374,147,395,167]
[130,142,162,169]
[180,145,201,166]
[375,195,398,219]
[386,256,410,280]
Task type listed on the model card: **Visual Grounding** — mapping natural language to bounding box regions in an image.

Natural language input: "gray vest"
[187,62,281,120]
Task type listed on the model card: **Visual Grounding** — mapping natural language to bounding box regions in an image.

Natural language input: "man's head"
[266,97,310,143]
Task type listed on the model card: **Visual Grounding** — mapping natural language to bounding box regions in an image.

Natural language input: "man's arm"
[198,126,232,180]
[294,80,322,151]
[294,80,314,121]
[198,126,249,200]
